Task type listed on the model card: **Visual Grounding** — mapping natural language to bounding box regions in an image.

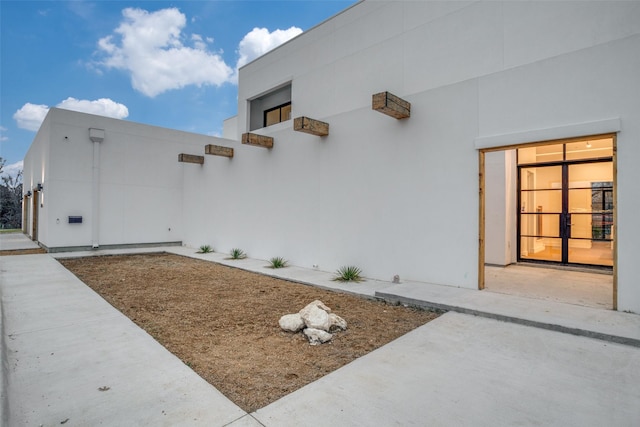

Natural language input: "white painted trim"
[247,78,294,100]
[475,118,621,150]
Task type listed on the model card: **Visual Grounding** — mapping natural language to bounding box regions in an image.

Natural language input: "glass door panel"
[567,162,613,266]
[520,166,562,190]
[517,138,614,268]
[520,214,560,237]
[521,237,562,262]
[568,240,613,266]
[519,165,562,262]
[566,138,613,161]
[518,144,564,164]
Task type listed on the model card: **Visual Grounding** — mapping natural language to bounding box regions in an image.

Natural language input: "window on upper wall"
[264,102,291,127]
[248,83,292,131]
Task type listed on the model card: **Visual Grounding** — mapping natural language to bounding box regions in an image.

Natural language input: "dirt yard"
[0,248,46,256]
[59,253,438,412]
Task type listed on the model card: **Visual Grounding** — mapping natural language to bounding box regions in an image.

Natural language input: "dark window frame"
[263,102,291,127]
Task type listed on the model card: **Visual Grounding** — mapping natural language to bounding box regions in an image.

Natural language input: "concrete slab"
[1,254,247,426]
[164,246,398,298]
[485,264,612,309]
[167,246,640,347]
[50,246,168,259]
[5,245,640,426]
[0,232,40,251]
[252,312,640,427]
[377,280,640,347]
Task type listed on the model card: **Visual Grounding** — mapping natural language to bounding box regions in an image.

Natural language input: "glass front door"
[518,138,614,267]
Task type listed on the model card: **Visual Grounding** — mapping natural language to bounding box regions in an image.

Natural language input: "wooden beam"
[612,134,618,310]
[372,91,411,119]
[242,132,273,149]
[478,150,485,290]
[178,153,204,164]
[293,116,329,136]
[205,144,234,158]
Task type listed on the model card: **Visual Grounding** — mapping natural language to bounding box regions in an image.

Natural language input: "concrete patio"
[1,233,639,426]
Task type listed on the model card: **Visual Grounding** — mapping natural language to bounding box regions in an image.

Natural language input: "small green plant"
[333,265,364,282]
[229,248,246,259]
[268,256,288,269]
[197,244,213,254]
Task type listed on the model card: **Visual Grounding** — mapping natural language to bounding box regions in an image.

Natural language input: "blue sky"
[0,0,354,176]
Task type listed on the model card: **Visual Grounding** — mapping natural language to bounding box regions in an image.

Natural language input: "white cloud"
[13,98,129,132]
[97,7,233,97]
[13,103,49,132]
[57,97,129,119]
[236,26,302,70]
[94,7,302,94]
[3,161,23,180]
[191,34,207,50]
[0,126,7,142]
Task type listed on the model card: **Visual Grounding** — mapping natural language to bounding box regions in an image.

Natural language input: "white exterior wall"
[23,108,217,251]
[222,116,238,140]
[22,119,51,240]
[22,1,640,312]
[183,0,640,312]
[485,151,517,266]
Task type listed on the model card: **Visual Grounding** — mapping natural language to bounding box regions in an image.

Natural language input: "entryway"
[518,138,613,267]
[479,134,617,309]
[485,264,613,309]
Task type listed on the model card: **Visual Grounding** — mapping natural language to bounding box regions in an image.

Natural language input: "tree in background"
[0,157,23,229]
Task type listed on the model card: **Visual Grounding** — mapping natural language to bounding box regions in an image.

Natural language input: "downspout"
[89,128,105,249]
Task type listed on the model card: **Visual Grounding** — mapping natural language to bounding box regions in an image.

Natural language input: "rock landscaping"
[60,253,439,412]
[280,300,348,345]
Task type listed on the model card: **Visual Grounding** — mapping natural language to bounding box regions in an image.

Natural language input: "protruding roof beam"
[242,133,274,149]
[205,144,234,158]
[178,154,204,164]
[293,116,329,136]
[372,91,411,119]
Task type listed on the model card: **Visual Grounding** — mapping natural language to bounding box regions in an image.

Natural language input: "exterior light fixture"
[37,183,44,191]
[26,191,32,197]
[586,142,592,148]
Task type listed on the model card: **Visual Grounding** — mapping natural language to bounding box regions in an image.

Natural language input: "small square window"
[248,83,292,131]
[263,102,292,127]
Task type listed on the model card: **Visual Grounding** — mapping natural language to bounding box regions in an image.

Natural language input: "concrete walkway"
[0,232,40,251]
[2,234,640,426]
[1,254,246,426]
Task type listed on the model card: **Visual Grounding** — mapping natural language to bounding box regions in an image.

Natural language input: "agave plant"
[229,248,247,259]
[268,256,288,269]
[197,244,213,254]
[333,265,364,282]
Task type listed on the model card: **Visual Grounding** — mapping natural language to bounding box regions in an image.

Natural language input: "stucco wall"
[23,108,217,250]
[22,118,51,241]
[485,151,517,266]
[192,0,640,311]
[184,78,480,288]
[22,1,640,312]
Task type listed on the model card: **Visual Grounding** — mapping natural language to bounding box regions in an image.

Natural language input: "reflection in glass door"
[519,165,563,263]
[518,138,614,267]
[567,163,613,266]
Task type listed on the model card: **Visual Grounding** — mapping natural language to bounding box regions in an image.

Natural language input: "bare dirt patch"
[0,248,46,256]
[59,253,438,412]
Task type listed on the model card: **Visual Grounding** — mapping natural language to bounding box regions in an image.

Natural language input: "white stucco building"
[23,1,640,313]
[22,108,230,251]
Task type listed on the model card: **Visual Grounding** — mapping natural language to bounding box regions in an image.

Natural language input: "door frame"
[31,189,39,242]
[478,133,617,309]
[516,158,613,266]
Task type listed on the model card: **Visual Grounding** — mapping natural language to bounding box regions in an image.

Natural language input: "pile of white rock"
[279,300,348,345]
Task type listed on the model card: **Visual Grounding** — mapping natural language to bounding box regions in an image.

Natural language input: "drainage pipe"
[89,128,105,249]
